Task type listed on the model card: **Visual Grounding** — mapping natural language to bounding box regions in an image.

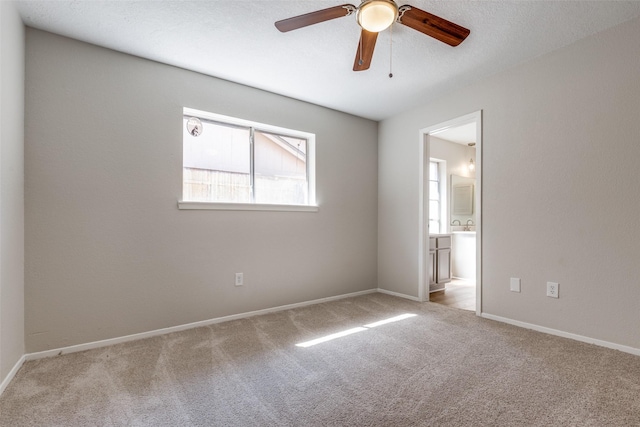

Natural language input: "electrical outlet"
[235,273,243,286]
[510,277,521,293]
[546,282,559,298]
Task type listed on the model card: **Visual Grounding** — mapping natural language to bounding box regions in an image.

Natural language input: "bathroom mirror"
[450,174,475,224]
[453,184,473,215]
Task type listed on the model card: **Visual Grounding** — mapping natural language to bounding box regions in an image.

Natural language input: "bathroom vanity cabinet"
[429,234,452,292]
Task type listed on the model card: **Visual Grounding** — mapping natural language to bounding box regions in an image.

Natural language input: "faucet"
[451,220,461,226]
[464,219,474,231]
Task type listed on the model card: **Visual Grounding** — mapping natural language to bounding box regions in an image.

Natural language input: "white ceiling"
[432,122,476,145]
[14,1,640,121]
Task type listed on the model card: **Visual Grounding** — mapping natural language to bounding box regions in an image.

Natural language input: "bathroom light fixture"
[356,0,398,32]
[468,158,475,171]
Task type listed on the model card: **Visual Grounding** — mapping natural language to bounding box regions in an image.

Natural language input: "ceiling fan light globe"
[357,0,398,33]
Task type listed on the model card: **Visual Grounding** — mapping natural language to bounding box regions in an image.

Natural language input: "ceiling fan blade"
[275,4,355,33]
[353,30,378,71]
[398,5,470,46]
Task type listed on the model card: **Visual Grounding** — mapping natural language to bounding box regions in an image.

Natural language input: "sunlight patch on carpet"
[295,327,369,348]
[296,313,417,348]
[364,313,417,328]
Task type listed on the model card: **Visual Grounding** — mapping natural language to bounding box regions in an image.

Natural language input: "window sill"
[178,201,319,212]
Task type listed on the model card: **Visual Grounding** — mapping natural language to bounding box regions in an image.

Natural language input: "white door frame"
[418,111,483,315]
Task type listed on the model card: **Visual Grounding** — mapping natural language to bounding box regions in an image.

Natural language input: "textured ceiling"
[14,1,640,121]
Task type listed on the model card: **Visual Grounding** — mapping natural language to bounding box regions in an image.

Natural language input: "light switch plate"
[510,277,521,293]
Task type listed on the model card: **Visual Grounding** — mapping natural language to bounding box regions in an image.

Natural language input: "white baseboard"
[25,288,378,361]
[481,313,640,357]
[10,290,639,396]
[376,288,422,302]
[0,354,26,396]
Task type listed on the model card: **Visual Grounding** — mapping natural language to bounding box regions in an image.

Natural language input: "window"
[180,108,316,211]
[429,160,441,233]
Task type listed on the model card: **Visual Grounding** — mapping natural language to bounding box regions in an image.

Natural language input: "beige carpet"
[1,293,639,426]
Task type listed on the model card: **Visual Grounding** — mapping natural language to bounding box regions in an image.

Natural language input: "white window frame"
[429,159,447,234]
[178,107,317,212]
[428,160,441,233]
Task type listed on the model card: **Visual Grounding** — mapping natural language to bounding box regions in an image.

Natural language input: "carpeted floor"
[1,293,639,426]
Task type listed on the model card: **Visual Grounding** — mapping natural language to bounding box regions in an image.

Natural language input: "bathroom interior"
[428,123,477,311]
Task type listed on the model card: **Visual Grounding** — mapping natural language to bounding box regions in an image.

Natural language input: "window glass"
[254,131,308,205]
[429,181,439,201]
[429,160,439,181]
[182,110,313,206]
[183,118,251,203]
[429,161,441,233]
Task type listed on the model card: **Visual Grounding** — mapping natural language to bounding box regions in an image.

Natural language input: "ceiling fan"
[275,0,470,72]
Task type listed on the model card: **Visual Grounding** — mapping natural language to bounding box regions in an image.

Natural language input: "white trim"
[481,313,640,357]
[474,112,483,315]
[376,288,422,302]
[417,131,430,302]
[25,289,377,361]
[419,111,483,314]
[178,201,319,212]
[0,355,25,396]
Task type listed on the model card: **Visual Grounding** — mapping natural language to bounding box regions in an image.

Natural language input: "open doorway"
[419,112,482,314]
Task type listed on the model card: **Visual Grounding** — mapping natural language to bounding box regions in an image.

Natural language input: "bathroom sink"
[450,225,476,232]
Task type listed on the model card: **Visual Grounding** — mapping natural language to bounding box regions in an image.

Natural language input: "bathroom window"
[429,160,441,233]
[179,108,316,211]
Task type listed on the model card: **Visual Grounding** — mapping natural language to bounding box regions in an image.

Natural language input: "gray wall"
[0,1,25,380]
[379,16,640,349]
[25,29,378,352]
[430,136,476,180]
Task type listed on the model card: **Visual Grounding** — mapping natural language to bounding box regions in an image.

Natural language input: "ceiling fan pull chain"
[389,23,393,78]
[359,34,363,66]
